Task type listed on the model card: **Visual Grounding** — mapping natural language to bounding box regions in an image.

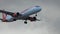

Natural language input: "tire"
[24,21,27,24]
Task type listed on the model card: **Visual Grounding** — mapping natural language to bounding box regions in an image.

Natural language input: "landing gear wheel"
[24,21,27,24]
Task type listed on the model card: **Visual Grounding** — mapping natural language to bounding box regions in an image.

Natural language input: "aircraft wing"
[0,10,14,16]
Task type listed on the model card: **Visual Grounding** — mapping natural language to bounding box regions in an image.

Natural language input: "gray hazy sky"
[0,0,60,34]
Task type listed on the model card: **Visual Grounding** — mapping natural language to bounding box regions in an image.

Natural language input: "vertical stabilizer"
[2,13,7,21]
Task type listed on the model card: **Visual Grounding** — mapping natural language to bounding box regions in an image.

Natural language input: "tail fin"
[2,13,7,20]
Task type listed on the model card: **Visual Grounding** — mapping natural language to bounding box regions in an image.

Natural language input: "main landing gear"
[24,20,27,24]
[24,14,37,24]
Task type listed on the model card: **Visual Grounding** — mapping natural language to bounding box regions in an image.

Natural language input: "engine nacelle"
[13,12,21,17]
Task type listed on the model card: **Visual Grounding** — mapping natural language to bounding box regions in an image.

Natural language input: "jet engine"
[12,12,21,17]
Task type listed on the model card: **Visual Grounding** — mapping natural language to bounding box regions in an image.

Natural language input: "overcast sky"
[0,0,60,34]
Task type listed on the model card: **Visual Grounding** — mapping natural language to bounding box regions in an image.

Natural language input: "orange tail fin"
[2,13,7,20]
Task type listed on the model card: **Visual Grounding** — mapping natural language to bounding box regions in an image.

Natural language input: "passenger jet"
[0,6,42,24]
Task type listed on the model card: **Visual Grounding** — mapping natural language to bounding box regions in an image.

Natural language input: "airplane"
[0,6,42,24]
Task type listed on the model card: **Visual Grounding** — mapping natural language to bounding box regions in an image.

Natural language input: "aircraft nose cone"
[35,6,40,7]
[35,6,42,11]
[35,6,41,9]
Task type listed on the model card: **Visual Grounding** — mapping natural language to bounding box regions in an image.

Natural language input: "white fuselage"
[5,6,42,21]
[22,6,42,17]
